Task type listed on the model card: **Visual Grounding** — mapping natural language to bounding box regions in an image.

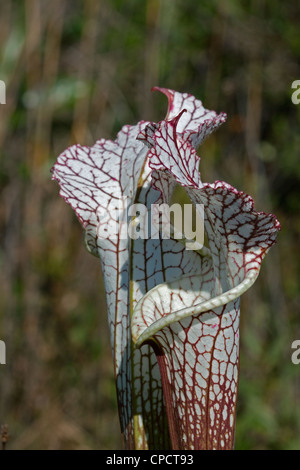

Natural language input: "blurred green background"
[0,0,299,450]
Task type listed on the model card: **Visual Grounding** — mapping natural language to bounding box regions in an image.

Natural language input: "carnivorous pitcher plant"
[51,87,280,450]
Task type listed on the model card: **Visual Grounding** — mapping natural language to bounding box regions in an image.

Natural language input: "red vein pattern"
[152,87,227,149]
[51,87,280,450]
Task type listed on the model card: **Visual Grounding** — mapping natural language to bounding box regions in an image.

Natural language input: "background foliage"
[0,0,299,450]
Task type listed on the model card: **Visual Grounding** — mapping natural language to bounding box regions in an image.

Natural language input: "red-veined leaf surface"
[52,87,280,450]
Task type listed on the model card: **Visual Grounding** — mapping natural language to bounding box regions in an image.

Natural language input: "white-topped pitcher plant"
[51,87,280,450]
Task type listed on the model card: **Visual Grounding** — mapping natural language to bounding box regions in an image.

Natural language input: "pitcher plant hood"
[51,87,280,450]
